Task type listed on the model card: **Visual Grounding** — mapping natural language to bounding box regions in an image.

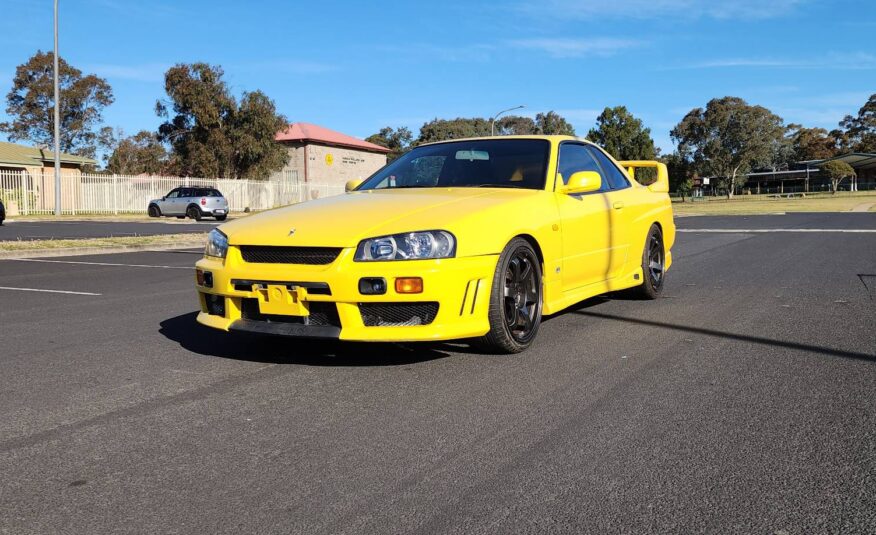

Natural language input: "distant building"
[0,141,95,175]
[743,153,875,194]
[0,141,96,212]
[693,152,876,196]
[272,123,389,186]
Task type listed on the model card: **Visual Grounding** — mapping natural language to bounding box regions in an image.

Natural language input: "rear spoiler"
[619,160,669,193]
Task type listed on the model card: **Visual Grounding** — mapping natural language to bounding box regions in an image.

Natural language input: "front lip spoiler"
[229,319,340,339]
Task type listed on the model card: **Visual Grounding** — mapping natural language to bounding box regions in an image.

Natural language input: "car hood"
[219,188,543,248]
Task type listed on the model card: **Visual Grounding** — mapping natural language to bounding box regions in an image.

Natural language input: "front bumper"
[194,247,498,342]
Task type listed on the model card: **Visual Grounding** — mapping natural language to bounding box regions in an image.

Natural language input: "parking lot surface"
[0,214,874,533]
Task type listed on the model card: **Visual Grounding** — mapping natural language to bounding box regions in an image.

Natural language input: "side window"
[166,189,179,198]
[556,143,608,192]
[180,188,193,198]
[587,147,630,190]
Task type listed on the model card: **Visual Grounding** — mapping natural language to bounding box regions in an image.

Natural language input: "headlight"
[355,230,455,261]
[205,229,229,259]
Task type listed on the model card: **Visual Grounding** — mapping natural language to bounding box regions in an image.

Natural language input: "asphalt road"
[0,213,874,534]
[0,219,220,241]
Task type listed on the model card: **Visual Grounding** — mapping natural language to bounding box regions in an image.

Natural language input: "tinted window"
[358,139,550,191]
[194,188,222,197]
[557,143,609,192]
[587,147,630,190]
[166,189,180,198]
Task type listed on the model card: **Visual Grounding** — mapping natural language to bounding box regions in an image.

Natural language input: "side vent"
[460,279,482,316]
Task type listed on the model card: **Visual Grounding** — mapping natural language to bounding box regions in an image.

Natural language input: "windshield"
[357,139,550,191]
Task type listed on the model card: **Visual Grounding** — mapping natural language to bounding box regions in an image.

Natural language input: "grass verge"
[673,192,876,215]
[0,233,206,252]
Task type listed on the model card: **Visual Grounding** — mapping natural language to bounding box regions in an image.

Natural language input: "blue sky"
[1,0,874,154]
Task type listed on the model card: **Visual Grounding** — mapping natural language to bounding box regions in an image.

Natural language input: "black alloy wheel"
[628,224,665,300]
[187,205,202,221]
[478,238,543,353]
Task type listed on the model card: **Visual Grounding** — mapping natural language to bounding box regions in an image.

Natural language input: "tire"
[628,224,665,300]
[186,205,203,221]
[148,204,161,218]
[477,238,543,353]
[215,215,227,221]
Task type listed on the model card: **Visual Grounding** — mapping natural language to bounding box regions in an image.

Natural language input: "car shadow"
[159,312,459,366]
[544,294,875,363]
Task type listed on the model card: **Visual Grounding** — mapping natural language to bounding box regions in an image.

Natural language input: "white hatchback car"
[148,187,229,221]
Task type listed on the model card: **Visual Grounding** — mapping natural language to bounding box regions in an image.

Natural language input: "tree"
[534,111,575,135]
[839,93,876,153]
[156,63,288,179]
[670,97,785,198]
[818,160,856,193]
[229,91,291,179]
[366,126,413,161]
[664,152,694,200]
[415,111,576,144]
[101,129,168,175]
[586,106,657,160]
[786,125,839,162]
[495,115,537,135]
[416,117,493,144]
[0,50,113,158]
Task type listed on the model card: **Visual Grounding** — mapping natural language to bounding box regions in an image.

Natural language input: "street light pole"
[490,105,525,136]
[53,0,61,216]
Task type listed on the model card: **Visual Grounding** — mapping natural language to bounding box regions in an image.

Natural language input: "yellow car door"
[586,145,641,278]
[554,142,613,291]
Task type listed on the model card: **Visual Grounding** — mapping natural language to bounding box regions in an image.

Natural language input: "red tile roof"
[275,122,390,153]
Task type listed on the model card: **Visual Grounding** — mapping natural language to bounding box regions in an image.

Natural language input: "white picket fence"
[0,170,345,215]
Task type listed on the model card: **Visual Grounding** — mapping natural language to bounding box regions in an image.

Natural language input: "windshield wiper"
[475,183,523,188]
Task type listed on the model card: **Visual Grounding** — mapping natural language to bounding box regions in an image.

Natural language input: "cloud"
[508,38,640,58]
[373,43,496,63]
[87,63,169,82]
[671,52,876,70]
[240,60,340,75]
[529,0,806,20]
[553,108,602,123]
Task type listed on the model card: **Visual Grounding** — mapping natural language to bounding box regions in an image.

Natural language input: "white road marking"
[678,228,876,233]
[10,258,193,269]
[0,286,101,296]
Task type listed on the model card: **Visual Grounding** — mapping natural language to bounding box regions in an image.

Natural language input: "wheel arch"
[513,233,545,268]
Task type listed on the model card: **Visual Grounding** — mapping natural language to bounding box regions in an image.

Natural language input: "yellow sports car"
[195,136,674,353]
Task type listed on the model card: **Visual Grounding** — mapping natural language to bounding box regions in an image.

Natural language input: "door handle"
[612,201,625,209]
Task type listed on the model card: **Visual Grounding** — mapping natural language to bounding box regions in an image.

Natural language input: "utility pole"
[53,0,61,216]
[490,105,525,136]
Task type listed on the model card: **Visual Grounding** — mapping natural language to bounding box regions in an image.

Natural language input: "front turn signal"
[395,277,423,294]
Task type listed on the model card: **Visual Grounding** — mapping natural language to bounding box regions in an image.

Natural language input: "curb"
[0,242,205,260]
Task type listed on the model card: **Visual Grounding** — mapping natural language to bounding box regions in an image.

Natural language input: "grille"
[239,245,342,265]
[359,302,439,327]
[241,299,340,327]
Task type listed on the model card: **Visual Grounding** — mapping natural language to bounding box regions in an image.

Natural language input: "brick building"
[272,123,389,186]
[0,141,96,212]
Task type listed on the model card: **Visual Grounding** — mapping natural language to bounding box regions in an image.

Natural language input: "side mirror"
[558,171,602,195]
[161,196,166,201]
[345,179,364,192]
